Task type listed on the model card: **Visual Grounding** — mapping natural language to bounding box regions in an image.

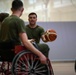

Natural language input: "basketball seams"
[45,31,52,41]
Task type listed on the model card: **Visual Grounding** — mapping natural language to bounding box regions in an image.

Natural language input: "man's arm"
[19,32,47,64]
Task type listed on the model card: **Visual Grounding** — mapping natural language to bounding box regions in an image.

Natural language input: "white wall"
[0,0,76,21]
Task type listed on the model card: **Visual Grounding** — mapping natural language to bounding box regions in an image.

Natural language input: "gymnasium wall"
[25,22,76,61]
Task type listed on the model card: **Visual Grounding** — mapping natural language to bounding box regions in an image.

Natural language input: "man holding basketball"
[25,12,50,57]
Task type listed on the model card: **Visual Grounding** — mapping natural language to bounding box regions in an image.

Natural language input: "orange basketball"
[44,29,57,42]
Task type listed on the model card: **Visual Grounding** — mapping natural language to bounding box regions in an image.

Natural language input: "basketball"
[44,29,57,42]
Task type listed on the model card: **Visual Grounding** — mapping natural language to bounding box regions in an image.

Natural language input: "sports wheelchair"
[0,42,54,75]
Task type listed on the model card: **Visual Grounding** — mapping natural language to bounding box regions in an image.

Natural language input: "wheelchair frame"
[0,44,54,75]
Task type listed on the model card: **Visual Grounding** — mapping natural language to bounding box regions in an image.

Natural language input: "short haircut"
[0,13,9,22]
[11,0,23,10]
[28,12,37,18]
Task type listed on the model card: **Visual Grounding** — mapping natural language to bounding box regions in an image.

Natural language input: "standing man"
[0,0,46,64]
[25,12,50,57]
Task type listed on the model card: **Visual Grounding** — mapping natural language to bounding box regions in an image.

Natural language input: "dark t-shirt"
[0,23,1,35]
[25,25,45,43]
[0,15,26,45]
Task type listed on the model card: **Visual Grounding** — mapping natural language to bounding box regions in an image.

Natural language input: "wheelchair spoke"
[33,60,40,69]
[15,68,29,72]
[15,66,26,71]
[18,60,25,66]
[35,66,46,71]
[23,54,31,68]
[19,57,28,68]
[15,64,22,70]
[12,51,51,75]
[30,54,34,68]
[35,69,47,73]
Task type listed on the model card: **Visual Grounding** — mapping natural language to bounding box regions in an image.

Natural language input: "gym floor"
[52,61,76,75]
[0,61,76,75]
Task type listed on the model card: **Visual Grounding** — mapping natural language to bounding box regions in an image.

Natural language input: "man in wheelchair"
[0,0,54,75]
[0,0,46,64]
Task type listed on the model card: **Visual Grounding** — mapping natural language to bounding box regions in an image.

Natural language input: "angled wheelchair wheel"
[11,50,52,75]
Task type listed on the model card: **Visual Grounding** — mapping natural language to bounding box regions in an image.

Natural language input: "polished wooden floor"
[0,61,76,75]
[52,61,76,75]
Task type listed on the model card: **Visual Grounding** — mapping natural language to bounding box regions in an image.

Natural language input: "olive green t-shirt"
[25,25,45,43]
[0,15,26,45]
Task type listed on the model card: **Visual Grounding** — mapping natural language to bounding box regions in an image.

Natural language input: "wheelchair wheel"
[11,51,51,75]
